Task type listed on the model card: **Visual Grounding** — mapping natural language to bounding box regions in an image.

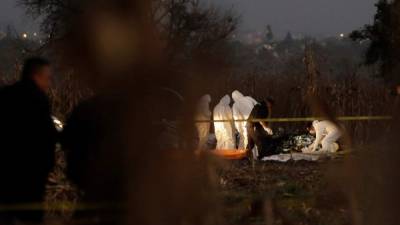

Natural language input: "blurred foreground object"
[195,94,212,150]
[50,0,225,224]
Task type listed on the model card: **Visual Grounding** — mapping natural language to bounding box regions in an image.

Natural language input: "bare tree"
[19,0,238,117]
[20,0,238,60]
[304,43,320,96]
[350,0,400,82]
[151,0,238,59]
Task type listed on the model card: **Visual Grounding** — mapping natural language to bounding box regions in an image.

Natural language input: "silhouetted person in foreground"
[61,92,129,224]
[61,86,186,224]
[0,57,57,223]
[62,95,126,202]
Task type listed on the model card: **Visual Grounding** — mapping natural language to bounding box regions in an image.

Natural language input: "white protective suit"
[195,94,212,150]
[213,95,235,150]
[232,90,258,149]
[308,120,341,153]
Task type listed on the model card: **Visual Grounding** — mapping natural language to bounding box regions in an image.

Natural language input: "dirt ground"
[218,159,352,225]
[44,152,353,225]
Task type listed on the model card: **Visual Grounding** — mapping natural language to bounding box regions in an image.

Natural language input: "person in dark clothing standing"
[0,57,58,223]
[246,99,278,159]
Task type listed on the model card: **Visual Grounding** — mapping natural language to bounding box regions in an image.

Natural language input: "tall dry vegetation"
[0,40,391,144]
[197,41,391,144]
[0,0,396,224]
[17,0,392,143]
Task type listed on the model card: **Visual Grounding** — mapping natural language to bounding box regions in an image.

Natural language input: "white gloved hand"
[302,146,314,153]
[264,127,273,135]
[329,143,339,153]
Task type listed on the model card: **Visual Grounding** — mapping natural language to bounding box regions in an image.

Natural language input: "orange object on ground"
[210,149,248,160]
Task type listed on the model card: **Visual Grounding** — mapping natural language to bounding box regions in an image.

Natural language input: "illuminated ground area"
[45,155,351,225]
[219,160,351,225]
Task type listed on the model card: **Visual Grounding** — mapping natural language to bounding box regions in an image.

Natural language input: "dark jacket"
[246,101,277,158]
[61,95,126,203]
[0,80,57,203]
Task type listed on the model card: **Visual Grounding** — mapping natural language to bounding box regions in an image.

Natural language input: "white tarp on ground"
[261,152,334,162]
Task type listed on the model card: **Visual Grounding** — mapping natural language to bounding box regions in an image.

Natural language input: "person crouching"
[304,120,342,153]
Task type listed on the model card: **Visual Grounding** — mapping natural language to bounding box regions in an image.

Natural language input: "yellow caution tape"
[0,202,119,211]
[195,116,392,123]
[0,116,392,212]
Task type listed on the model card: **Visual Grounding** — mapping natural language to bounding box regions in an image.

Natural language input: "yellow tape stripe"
[0,116,392,211]
[195,116,392,123]
[0,203,119,211]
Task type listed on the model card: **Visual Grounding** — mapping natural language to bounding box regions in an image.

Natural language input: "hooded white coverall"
[232,90,258,149]
[195,94,212,150]
[213,95,235,150]
[308,120,341,153]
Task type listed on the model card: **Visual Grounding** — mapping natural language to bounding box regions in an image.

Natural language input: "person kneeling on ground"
[304,120,342,153]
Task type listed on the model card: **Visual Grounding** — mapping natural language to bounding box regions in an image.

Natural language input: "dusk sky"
[212,0,378,37]
[0,0,37,32]
[0,0,378,37]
